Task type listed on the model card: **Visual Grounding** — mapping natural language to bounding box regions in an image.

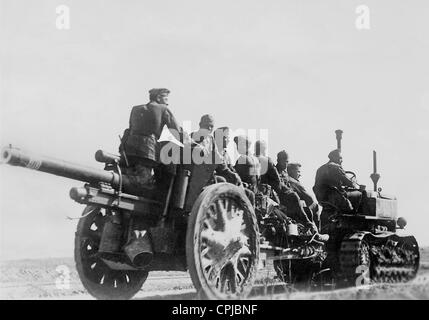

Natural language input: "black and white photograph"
[0,0,428,304]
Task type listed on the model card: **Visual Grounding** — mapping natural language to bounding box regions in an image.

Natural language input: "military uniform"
[289,176,317,210]
[121,100,181,192]
[258,156,281,190]
[275,164,313,226]
[313,161,361,212]
[289,175,319,225]
[234,154,260,192]
[222,149,234,171]
[256,155,281,203]
[191,129,240,185]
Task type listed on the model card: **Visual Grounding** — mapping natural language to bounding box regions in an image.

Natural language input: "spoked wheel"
[75,206,148,300]
[186,183,259,300]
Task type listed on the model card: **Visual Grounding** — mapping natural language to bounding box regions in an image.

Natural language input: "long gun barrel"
[1,146,162,217]
[1,146,123,188]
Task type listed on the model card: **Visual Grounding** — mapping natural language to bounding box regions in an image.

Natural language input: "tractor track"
[339,235,420,285]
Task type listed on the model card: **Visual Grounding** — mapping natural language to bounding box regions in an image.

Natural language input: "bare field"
[1,247,428,300]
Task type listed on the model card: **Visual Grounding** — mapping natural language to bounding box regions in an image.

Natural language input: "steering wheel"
[345,170,356,181]
[345,170,359,187]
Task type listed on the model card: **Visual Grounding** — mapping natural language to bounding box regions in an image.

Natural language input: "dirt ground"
[1,247,428,300]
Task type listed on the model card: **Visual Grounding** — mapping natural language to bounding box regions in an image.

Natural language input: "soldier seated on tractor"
[191,115,241,186]
[313,149,363,215]
[287,162,320,229]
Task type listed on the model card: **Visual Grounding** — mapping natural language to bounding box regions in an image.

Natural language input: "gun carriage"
[1,130,419,299]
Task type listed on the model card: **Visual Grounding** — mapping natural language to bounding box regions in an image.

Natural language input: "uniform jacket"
[190,130,239,184]
[234,154,260,190]
[276,164,294,193]
[122,102,181,162]
[289,176,316,207]
[257,156,282,194]
[313,161,355,201]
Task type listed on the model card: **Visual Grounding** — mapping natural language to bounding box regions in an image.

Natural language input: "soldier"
[254,140,281,202]
[313,149,362,213]
[192,116,241,185]
[276,150,328,240]
[191,114,215,149]
[213,126,234,170]
[119,88,183,193]
[233,135,260,205]
[234,136,260,191]
[287,162,320,227]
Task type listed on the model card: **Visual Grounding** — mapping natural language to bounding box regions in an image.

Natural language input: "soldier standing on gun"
[119,88,183,194]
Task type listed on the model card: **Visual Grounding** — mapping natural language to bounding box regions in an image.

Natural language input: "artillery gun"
[0,129,420,299]
[1,144,260,300]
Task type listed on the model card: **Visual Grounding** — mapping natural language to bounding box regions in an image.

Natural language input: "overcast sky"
[1,0,429,260]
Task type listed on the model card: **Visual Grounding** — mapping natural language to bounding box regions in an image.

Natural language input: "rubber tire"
[75,206,148,300]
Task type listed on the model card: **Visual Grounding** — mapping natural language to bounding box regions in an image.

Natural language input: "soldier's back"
[130,102,169,139]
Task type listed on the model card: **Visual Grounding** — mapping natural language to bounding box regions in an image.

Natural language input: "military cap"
[199,114,215,126]
[149,88,170,100]
[277,150,289,160]
[328,149,341,160]
[149,88,170,95]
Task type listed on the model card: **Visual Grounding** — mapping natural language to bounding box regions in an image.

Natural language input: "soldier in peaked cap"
[119,88,184,194]
[314,149,362,223]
